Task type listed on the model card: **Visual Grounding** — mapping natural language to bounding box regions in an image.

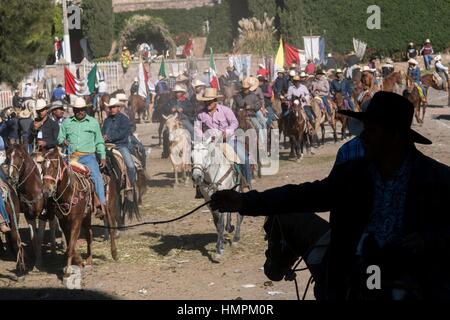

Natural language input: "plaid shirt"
[335,137,365,166]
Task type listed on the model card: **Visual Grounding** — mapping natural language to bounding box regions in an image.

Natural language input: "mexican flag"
[64,67,83,95]
[209,48,219,90]
[87,64,97,94]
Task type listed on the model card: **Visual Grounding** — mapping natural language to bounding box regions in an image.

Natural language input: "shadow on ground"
[0,288,118,300]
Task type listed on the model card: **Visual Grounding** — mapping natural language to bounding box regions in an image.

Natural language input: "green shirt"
[58,115,106,160]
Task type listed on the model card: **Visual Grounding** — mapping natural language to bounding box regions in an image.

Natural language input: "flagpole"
[62,0,72,63]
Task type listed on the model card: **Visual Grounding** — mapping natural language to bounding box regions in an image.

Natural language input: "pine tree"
[82,0,114,58]
[247,0,278,20]
[0,0,54,85]
[277,0,307,47]
[206,0,233,53]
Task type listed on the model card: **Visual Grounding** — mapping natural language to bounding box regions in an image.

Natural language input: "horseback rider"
[311,69,332,115]
[0,136,11,233]
[57,97,107,219]
[22,80,37,102]
[420,39,434,71]
[382,58,395,79]
[93,72,108,111]
[434,55,449,91]
[29,99,59,162]
[165,85,195,139]
[233,78,265,131]
[331,69,355,111]
[130,77,139,96]
[12,89,22,109]
[18,107,34,154]
[191,80,207,115]
[102,98,136,200]
[49,100,66,127]
[407,59,427,104]
[406,42,418,60]
[286,74,315,123]
[258,75,276,128]
[195,88,252,189]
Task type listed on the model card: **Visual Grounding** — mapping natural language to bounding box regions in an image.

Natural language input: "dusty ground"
[0,89,449,300]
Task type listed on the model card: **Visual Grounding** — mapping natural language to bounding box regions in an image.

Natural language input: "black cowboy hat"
[338,92,432,145]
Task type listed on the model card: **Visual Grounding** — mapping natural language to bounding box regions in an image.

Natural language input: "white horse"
[192,138,244,262]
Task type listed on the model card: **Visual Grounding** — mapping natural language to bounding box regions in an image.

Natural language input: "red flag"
[64,67,77,95]
[284,42,301,67]
[183,39,193,58]
[209,48,219,90]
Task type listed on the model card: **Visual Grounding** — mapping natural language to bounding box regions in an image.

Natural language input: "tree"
[82,0,114,58]
[206,0,233,53]
[277,0,307,47]
[247,0,278,20]
[0,0,54,85]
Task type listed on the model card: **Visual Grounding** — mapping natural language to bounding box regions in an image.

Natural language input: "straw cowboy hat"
[425,39,431,43]
[243,77,259,91]
[19,109,32,119]
[300,72,308,78]
[193,79,206,88]
[292,75,301,81]
[289,70,297,77]
[173,84,187,93]
[176,74,189,82]
[258,63,265,68]
[336,69,343,74]
[49,100,64,112]
[72,97,87,109]
[116,93,128,102]
[408,58,419,65]
[196,88,223,101]
[385,58,394,64]
[35,99,48,111]
[106,98,124,108]
[339,91,432,145]
[133,77,139,82]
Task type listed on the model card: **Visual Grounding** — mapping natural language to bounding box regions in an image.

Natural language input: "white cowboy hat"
[176,74,189,82]
[116,93,128,101]
[173,84,187,93]
[408,58,419,65]
[409,42,414,46]
[196,88,223,101]
[106,98,124,108]
[299,72,307,78]
[425,39,431,43]
[289,70,297,77]
[19,109,32,119]
[204,68,210,73]
[277,69,286,74]
[133,77,139,82]
[435,55,442,61]
[193,79,206,88]
[385,58,394,64]
[72,97,87,109]
[243,77,259,92]
[327,53,333,58]
[336,69,343,74]
[26,79,33,84]
[35,99,48,111]
[258,63,265,68]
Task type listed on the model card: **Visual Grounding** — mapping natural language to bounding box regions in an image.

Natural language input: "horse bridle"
[43,154,71,200]
[8,151,37,189]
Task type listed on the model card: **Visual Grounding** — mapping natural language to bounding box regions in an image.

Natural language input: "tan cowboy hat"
[408,58,419,65]
[299,72,307,78]
[49,100,64,112]
[425,39,431,43]
[385,58,394,64]
[292,75,301,81]
[19,109,32,119]
[35,99,48,111]
[133,77,138,82]
[173,84,187,93]
[244,77,259,92]
[106,98,124,108]
[362,66,371,72]
[196,88,223,101]
[336,69,343,74]
[193,79,206,88]
[289,70,297,77]
[177,74,189,82]
[116,93,128,101]
[72,97,87,109]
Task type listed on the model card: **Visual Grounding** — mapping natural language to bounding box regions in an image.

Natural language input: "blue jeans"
[78,155,106,205]
[0,195,9,225]
[228,139,252,185]
[93,93,106,111]
[180,119,194,140]
[255,111,268,130]
[117,146,136,184]
[321,96,331,115]
[424,55,433,70]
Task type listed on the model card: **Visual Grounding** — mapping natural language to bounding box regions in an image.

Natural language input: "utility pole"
[62,0,72,63]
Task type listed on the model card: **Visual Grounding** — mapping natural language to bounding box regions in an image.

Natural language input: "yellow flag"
[274,38,285,72]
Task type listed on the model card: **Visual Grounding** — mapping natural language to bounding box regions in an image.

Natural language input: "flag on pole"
[209,48,219,89]
[284,42,301,67]
[87,64,97,94]
[274,38,285,72]
[138,62,149,98]
[183,39,193,58]
[159,58,167,79]
[64,67,83,95]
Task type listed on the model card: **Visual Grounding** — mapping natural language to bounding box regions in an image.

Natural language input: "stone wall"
[112,0,215,12]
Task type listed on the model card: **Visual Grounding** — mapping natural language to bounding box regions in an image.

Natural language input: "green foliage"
[0,0,54,85]
[53,4,64,39]
[248,0,277,20]
[82,0,114,58]
[206,0,234,53]
[277,0,306,47]
[234,15,276,56]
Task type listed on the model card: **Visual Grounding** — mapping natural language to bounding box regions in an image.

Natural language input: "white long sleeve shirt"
[436,61,449,73]
[287,84,311,105]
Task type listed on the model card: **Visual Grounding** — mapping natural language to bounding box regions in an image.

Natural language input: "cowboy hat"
[408,58,419,65]
[316,69,325,75]
[35,99,48,111]
[290,63,297,69]
[133,77,139,82]
[196,88,223,101]
[425,39,431,43]
[300,72,307,78]
[435,55,442,61]
[385,58,394,64]
[362,66,372,72]
[292,75,301,81]
[49,100,64,112]
[193,80,206,88]
[173,84,187,93]
[289,70,297,77]
[277,69,286,74]
[176,74,189,82]
[244,77,259,92]
[258,63,265,68]
[106,98,124,108]
[72,97,87,109]
[336,69,343,74]
[327,53,333,58]
[19,109,32,119]
[338,91,432,145]
[116,93,128,102]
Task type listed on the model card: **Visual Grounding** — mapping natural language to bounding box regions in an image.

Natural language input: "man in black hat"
[210,92,450,300]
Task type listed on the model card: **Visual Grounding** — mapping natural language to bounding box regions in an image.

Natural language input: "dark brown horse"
[42,149,118,283]
[5,144,50,268]
[285,101,312,161]
[334,93,350,140]
[129,95,148,123]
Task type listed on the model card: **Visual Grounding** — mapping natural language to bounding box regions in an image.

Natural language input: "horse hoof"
[63,266,82,290]
[15,275,26,283]
[212,253,223,263]
[226,225,235,234]
[112,250,119,261]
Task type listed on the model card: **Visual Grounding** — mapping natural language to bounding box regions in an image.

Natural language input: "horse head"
[5,144,29,186]
[263,213,329,282]
[191,137,219,186]
[42,148,65,200]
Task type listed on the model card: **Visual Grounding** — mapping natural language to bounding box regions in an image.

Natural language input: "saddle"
[219,143,241,165]
[69,160,91,176]
[433,72,444,88]
[106,144,141,191]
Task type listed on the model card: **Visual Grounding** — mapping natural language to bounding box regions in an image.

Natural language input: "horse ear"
[162,114,169,121]
[174,113,178,120]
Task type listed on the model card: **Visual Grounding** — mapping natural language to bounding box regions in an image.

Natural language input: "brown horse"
[5,144,51,269]
[129,95,148,123]
[285,101,312,160]
[0,181,27,278]
[310,96,337,144]
[42,149,117,283]
[405,75,426,124]
[421,74,450,106]
[383,71,404,94]
[334,93,350,141]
